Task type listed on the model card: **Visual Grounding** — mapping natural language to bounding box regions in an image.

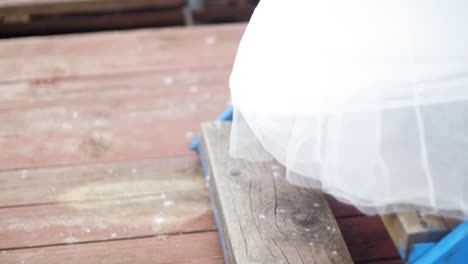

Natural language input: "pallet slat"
[200,122,353,264]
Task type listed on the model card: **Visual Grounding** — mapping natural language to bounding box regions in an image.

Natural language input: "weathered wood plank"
[201,122,353,264]
[380,212,449,260]
[0,66,231,111]
[0,0,184,16]
[0,155,202,207]
[0,156,216,249]
[0,66,230,169]
[0,231,223,264]
[443,217,462,230]
[0,24,245,82]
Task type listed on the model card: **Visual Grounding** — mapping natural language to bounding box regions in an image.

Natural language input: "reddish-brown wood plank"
[348,239,400,263]
[0,66,231,111]
[0,155,202,207]
[338,216,391,245]
[0,24,245,82]
[0,156,216,249]
[0,67,231,170]
[364,260,405,264]
[0,231,223,264]
[325,194,363,218]
[0,0,185,16]
[0,9,186,38]
[0,192,215,249]
[337,216,401,263]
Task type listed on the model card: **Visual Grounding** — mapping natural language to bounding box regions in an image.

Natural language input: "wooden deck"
[0,23,404,263]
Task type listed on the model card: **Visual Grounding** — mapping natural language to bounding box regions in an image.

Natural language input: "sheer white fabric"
[229,0,468,219]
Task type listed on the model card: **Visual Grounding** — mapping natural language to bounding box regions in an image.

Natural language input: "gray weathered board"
[200,122,353,264]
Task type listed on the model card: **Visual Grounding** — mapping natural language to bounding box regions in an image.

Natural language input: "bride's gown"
[229,0,468,218]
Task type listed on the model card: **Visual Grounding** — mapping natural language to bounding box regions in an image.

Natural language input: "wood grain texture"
[0,231,223,264]
[0,0,185,16]
[380,212,449,260]
[201,122,353,264]
[0,23,245,82]
[0,67,231,170]
[0,155,216,249]
[0,66,231,110]
[0,155,203,207]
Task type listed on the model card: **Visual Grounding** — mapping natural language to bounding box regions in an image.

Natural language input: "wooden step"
[200,122,353,264]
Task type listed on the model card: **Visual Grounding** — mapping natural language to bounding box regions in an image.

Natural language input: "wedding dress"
[229,0,468,218]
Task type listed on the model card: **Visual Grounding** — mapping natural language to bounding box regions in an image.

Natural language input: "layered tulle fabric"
[229,0,468,219]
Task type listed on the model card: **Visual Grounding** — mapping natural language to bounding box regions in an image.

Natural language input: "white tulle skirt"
[229,0,468,219]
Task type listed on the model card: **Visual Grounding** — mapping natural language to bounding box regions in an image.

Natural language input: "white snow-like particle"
[72,111,79,119]
[94,119,107,127]
[163,200,174,207]
[20,170,28,179]
[160,193,167,199]
[153,217,165,225]
[273,171,280,178]
[163,77,174,86]
[185,131,194,139]
[111,233,117,238]
[331,251,338,255]
[205,36,216,45]
[259,214,266,220]
[85,228,91,233]
[313,203,321,208]
[64,236,79,244]
[62,122,72,129]
[189,85,199,93]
